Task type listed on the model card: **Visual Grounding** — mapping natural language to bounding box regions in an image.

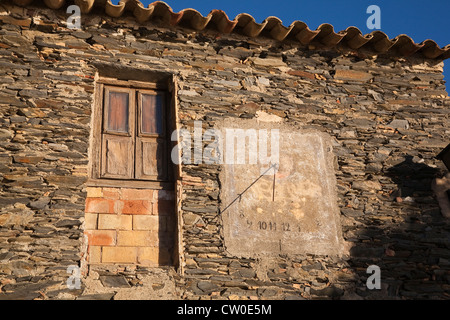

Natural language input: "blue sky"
[113,0,450,89]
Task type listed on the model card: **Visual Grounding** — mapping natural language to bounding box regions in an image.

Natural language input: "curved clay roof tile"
[265,17,292,41]
[73,0,95,14]
[236,13,265,38]
[209,9,238,34]
[392,34,424,57]
[105,1,125,18]
[133,2,155,24]
[290,21,320,45]
[43,0,64,9]
[420,39,447,59]
[315,23,345,47]
[341,27,373,50]
[8,0,450,60]
[368,30,397,53]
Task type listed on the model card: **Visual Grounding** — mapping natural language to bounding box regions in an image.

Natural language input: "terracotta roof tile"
[7,0,450,60]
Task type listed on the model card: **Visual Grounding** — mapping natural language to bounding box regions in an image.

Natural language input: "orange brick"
[84,213,98,230]
[88,246,101,264]
[137,247,158,266]
[102,187,121,199]
[122,200,152,215]
[133,215,163,231]
[85,230,116,246]
[102,246,137,264]
[152,200,175,216]
[98,214,132,230]
[122,188,153,200]
[117,230,157,247]
[138,247,172,266]
[114,200,124,214]
[85,198,115,214]
[86,187,103,198]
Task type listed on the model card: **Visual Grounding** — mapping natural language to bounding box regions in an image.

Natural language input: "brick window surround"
[84,74,179,267]
[84,187,176,266]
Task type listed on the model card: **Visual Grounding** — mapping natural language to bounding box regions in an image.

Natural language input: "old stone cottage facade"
[0,0,449,300]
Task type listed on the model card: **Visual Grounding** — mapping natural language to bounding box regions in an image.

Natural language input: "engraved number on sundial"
[243,219,299,233]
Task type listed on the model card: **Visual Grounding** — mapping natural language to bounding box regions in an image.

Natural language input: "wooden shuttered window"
[135,91,167,180]
[101,87,135,179]
[98,85,170,182]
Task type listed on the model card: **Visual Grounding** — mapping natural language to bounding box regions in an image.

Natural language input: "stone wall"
[0,2,449,299]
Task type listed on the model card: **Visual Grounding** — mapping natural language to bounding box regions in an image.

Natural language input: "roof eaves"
[7,0,450,60]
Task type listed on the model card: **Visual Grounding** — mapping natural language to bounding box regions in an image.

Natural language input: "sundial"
[217,120,344,257]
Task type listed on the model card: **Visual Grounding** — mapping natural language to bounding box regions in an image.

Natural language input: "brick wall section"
[0,2,449,300]
[84,187,176,266]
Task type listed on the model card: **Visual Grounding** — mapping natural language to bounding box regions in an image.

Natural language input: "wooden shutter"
[100,86,135,179]
[135,90,167,181]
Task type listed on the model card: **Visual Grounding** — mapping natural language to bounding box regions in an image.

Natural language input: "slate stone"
[310,286,344,298]
[256,287,279,297]
[19,89,47,98]
[196,281,219,293]
[0,291,41,300]
[71,31,92,40]
[0,252,14,261]
[99,275,131,288]
[388,119,410,130]
[0,129,13,139]
[301,262,323,271]
[238,268,256,278]
[55,219,82,228]
[285,294,307,300]
[76,293,115,300]
[151,283,165,290]
[28,197,50,210]
[0,95,26,107]
[0,281,60,300]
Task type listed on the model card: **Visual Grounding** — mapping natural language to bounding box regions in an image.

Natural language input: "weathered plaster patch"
[217,119,344,257]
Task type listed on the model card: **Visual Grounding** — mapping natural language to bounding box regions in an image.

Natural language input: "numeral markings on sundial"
[243,218,301,233]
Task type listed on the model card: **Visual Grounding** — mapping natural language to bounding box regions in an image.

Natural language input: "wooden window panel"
[100,86,135,179]
[138,91,166,137]
[135,90,168,181]
[101,134,134,179]
[103,87,132,135]
[135,137,167,180]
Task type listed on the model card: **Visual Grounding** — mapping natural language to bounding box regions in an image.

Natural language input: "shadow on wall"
[158,195,178,268]
[346,154,450,299]
[387,155,439,199]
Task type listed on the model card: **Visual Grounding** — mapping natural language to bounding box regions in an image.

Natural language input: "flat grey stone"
[76,293,115,300]
[197,281,219,293]
[388,119,409,130]
[99,275,131,288]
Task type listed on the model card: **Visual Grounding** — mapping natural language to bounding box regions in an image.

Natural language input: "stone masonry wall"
[0,2,449,299]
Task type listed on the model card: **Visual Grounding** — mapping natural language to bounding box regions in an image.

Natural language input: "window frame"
[88,77,176,190]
